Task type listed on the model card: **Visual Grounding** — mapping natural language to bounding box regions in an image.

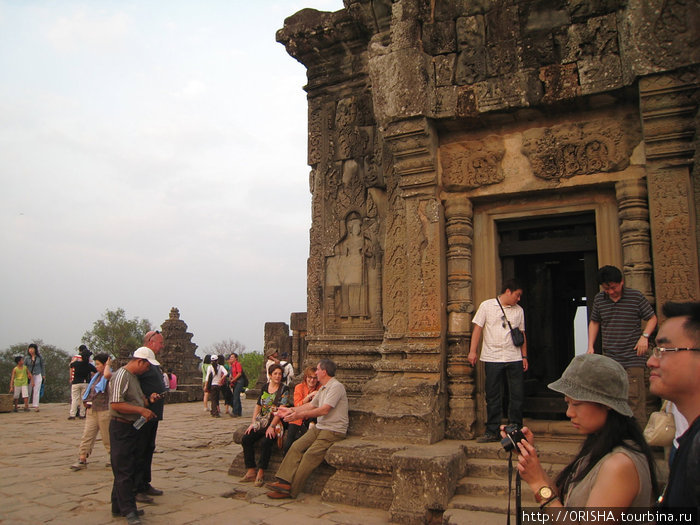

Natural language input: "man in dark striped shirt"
[587,265,657,426]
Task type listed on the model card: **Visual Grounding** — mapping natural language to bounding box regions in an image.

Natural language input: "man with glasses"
[134,330,167,502]
[468,279,528,443]
[586,265,657,426]
[647,301,700,509]
[265,358,348,499]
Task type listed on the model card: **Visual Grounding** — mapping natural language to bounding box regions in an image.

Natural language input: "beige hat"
[548,353,633,417]
[132,347,160,366]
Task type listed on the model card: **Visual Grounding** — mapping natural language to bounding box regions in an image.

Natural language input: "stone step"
[443,508,511,525]
[463,438,582,463]
[454,476,539,503]
[464,456,567,480]
[448,494,520,514]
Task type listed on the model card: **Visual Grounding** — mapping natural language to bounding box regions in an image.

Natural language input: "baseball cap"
[132,347,160,366]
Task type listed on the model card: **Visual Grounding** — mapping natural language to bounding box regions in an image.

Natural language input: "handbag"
[644,400,675,447]
[496,297,525,347]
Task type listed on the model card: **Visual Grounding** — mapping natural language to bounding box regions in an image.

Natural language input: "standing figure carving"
[326,212,374,319]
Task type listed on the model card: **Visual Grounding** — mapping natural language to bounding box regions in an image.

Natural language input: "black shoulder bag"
[496,297,525,347]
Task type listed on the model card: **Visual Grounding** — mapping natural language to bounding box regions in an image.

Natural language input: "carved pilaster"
[615,179,654,303]
[351,117,446,444]
[443,195,476,439]
[639,69,700,307]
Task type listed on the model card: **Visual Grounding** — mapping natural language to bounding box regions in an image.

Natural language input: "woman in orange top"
[282,367,320,454]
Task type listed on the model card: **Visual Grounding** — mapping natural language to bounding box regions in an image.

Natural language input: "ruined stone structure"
[246,321,294,399]
[157,307,202,402]
[269,1,699,522]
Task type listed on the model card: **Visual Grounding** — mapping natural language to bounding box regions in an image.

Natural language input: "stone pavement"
[0,399,391,525]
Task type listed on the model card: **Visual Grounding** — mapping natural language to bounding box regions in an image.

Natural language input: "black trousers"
[110,419,148,516]
[241,427,276,470]
[134,419,158,492]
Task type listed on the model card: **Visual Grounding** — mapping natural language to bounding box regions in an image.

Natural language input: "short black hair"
[94,353,110,365]
[501,279,523,294]
[318,358,337,377]
[597,265,622,285]
[662,301,700,345]
[14,355,23,364]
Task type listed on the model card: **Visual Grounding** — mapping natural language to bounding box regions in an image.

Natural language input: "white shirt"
[472,297,525,363]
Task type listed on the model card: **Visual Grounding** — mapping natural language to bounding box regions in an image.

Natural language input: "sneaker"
[134,493,154,504]
[70,461,87,471]
[140,485,163,496]
[125,511,142,525]
[476,433,500,443]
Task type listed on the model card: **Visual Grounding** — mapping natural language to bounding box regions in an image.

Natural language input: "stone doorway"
[498,212,599,419]
[472,191,622,431]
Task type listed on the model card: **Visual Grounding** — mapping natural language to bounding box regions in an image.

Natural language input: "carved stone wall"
[639,69,700,307]
[277,0,699,521]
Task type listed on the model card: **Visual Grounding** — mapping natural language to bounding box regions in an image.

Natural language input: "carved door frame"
[470,189,622,430]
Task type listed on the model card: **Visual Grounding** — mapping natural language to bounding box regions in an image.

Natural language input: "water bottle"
[133,416,147,429]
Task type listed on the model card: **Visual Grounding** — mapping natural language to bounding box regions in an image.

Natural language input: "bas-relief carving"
[521,120,629,180]
[440,137,505,190]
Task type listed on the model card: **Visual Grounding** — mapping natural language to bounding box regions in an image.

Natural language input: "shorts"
[14,385,29,399]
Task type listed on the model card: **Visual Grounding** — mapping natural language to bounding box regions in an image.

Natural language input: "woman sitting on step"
[505,353,658,517]
[240,364,290,487]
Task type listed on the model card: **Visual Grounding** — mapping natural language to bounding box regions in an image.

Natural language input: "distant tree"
[82,308,152,358]
[208,339,247,358]
[1,340,71,402]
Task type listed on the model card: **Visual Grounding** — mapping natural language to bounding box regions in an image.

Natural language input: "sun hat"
[211,355,218,361]
[132,347,160,366]
[548,353,633,417]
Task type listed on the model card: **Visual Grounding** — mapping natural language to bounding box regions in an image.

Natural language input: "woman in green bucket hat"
[504,353,659,514]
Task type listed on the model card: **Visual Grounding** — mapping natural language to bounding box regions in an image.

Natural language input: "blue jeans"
[484,361,524,435]
[232,380,244,416]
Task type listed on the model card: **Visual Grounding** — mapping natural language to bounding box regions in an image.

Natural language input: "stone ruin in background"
[158,307,203,402]
[117,307,202,403]
[246,314,308,399]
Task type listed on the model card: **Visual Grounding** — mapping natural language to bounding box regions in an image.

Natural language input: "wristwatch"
[642,333,650,339]
[535,486,554,504]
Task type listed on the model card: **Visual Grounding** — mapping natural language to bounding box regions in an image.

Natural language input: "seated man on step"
[265,358,348,499]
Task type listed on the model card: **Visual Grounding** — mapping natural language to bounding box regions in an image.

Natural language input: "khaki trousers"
[275,426,345,497]
[78,408,111,460]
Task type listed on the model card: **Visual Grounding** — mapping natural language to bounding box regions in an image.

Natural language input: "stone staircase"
[443,420,584,524]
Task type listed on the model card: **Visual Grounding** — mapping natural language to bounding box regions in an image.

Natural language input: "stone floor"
[0,399,391,525]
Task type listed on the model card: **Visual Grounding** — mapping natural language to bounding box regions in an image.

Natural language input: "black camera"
[501,424,525,452]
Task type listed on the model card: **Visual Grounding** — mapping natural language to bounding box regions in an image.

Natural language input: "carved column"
[444,195,476,439]
[352,117,446,444]
[615,179,654,303]
[639,70,700,308]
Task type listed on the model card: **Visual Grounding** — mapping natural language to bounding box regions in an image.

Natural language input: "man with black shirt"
[134,330,167,501]
[647,301,700,510]
[69,345,96,419]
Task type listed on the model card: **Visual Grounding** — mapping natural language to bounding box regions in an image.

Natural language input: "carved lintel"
[522,119,629,180]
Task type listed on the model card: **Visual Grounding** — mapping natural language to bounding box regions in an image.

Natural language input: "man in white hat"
[134,331,167,502]
[108,348,161,525]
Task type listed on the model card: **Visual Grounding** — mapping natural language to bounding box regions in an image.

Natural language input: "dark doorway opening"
[498,212,599,419]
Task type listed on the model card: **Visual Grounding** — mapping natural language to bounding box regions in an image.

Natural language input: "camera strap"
[506,451,522,525]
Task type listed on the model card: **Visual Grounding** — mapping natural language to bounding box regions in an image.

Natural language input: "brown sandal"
[239,473,256,483]
[254,474,265,487]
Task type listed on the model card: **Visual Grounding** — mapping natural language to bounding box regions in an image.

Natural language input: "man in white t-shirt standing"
[468,279,528,443]
[265,358,348,499]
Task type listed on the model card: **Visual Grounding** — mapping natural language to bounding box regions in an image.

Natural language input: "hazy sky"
[0,0,344,356]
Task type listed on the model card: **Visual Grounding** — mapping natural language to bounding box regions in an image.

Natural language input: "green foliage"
[82,308,152,357]
[239,351,264,388]
[1,340,71,402]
